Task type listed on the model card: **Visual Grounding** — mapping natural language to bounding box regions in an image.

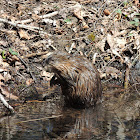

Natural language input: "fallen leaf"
[96,38,106,52]
[0,41,8,47]
[0,74,5,81]
[15,61,22,66]
[11,55,19,61]
[105,66,122,79]
[107,34,114,49]
[116,38,126,49]
[112,49,124,63]
[1,62,9,68]
[82,21,89,29]
[41,71,54,81]
[4,72,11,82]
[104,9,111,16]
[26,78,33,86]
[72,3,83,20]
[18,30,30,40]
[32,14,40,21]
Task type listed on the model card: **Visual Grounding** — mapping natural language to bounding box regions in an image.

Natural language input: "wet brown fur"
[44,51,102,108]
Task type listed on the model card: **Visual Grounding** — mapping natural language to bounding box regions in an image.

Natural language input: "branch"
[0,93,15,114]
[17,11,59,24]
[0,18,44,32]
[21,51,49,59]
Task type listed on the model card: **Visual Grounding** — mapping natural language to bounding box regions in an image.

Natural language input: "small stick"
[124,66,130,89]
[39,11,58,19]
[17,11,59,24]
[16,114,62,123]
[0,18,44,32]
[21,51,49,59]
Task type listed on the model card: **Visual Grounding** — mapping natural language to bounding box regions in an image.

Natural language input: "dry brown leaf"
[105,66,122,79]
[70,3,89,28]
[115,12,122,21]
[15,61,22,66]
[106,34,125,63]
[0,41,8,47]
[32,14,40,21]
[104,9,111,16]
[114,30,127,37]
[4,72,11,82]
[116,38,126,49]
[96,38,106,52]
[112,49,124,63]
[41,71,54,81]
[101,16,111,26]
[26,78,33,86]
[134,0,139,5]
[0,74,5,81]
[18,30,30,40]
[71,3,83,20]
[11,55,19,61]
[2,62,9,68]
[82,21,89,29]
[16,4,26,16]
[107,34,114,48]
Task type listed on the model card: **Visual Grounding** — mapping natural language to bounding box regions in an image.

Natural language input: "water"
[0,93,139,140]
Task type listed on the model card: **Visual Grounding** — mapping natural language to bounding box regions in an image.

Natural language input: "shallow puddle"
[0,93,140,140]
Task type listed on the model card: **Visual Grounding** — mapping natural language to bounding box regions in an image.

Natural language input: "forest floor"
[0,0,139,116]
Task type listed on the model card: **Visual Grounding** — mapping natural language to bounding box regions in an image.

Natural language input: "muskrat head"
[43,51,71,73]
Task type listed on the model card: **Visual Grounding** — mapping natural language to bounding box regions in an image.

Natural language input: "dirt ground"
[0,0,140,116]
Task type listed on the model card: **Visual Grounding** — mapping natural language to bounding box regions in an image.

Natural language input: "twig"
[17,11,59,24]
[39,11,58,19]
[0,18,42,31]
[21,51,49,59]
[0,93,15,114]
[16,114,62,123]
[124,66,130,89]
[68,42,75,54]
[0,18,48,35]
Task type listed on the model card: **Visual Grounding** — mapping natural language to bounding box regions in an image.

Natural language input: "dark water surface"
[0,94,139,140]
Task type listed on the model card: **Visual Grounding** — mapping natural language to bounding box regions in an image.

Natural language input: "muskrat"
[43,51,102,108]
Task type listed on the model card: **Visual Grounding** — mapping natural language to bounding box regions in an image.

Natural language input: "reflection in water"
[0,96,139,140]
